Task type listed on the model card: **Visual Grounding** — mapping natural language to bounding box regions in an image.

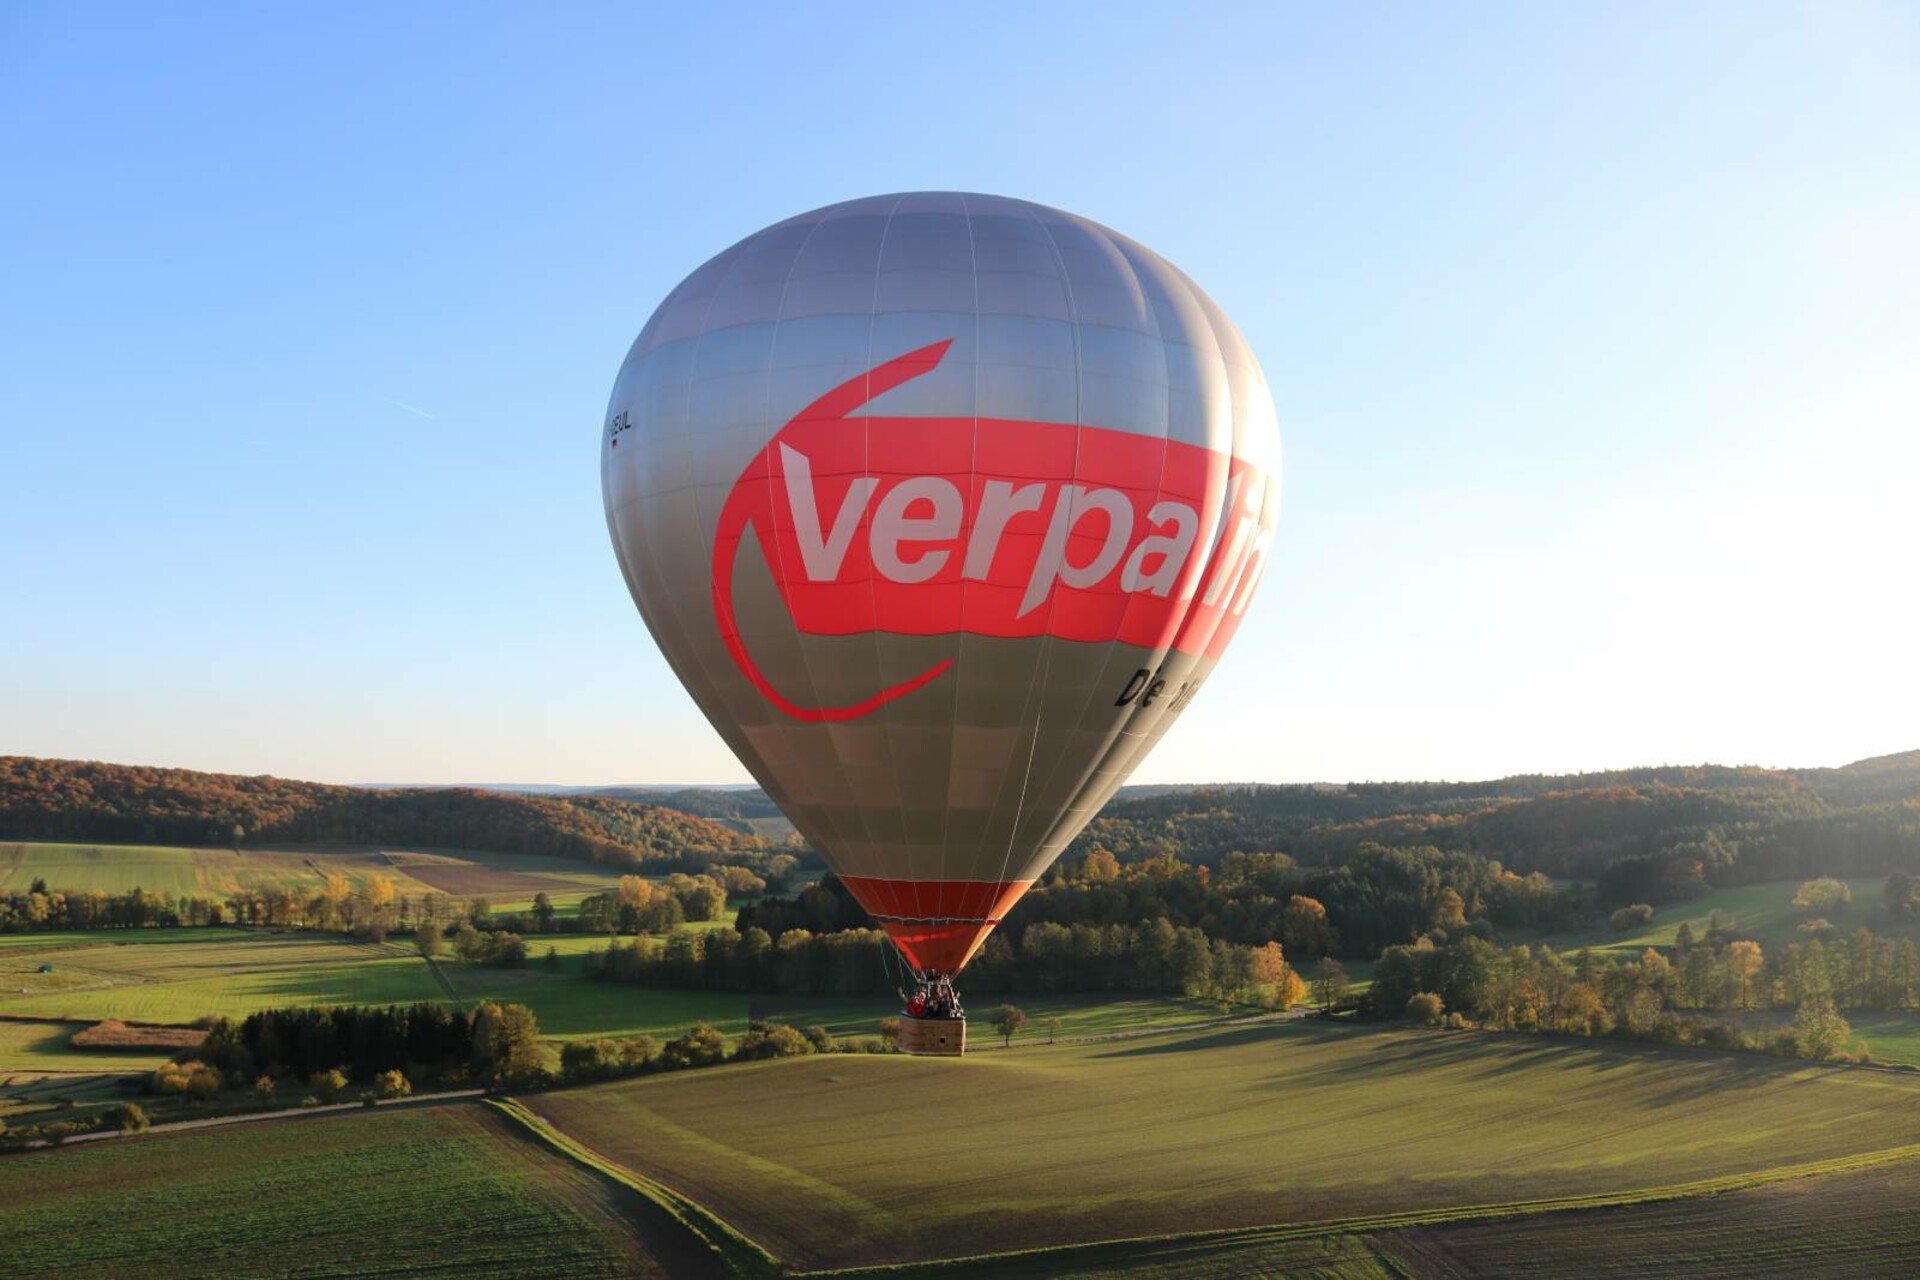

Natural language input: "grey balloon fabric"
[603,192,1280,975]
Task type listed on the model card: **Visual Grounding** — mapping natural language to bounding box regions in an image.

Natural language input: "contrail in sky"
[388,399,437,420]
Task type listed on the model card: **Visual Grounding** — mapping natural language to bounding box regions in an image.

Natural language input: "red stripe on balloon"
[711,341,1274,722]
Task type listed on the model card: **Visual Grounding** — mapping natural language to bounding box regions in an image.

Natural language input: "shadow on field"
[1096,1020,1838,1112]
[1089,1021,1341,1059]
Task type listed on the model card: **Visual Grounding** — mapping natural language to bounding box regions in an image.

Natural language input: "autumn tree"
[1312,957,1349,1012]
[1726,940,1764,1009]
[320,872,353,929]
[1405,992,1444,1026]
[469,1002,544,1084]
[1281,895,1334,956]
[365,872,396,912]
[416,920,443,959]
[309,1068,347,1102]
[1430,888,1467,931]
[1080,846,1121,883]
[992,1004,1027,1047]
[1793,997,1851,1061]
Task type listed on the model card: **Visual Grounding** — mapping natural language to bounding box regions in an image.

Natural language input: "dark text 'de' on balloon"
[603,193,1280,975]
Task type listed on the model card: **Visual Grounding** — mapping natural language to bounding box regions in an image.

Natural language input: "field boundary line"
[421,954,463,1005]
[795,1141,1920,1276]
[488,1096,781,1279]
[2,1089,486,1153]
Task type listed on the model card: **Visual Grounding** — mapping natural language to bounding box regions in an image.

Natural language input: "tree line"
[586,918,1307,1008]
[192,1001,545,1090]
[1364,919,1920,1064]
[731,846,1577,963]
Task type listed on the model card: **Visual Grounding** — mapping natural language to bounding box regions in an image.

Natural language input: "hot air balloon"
[603,193,1279,1054]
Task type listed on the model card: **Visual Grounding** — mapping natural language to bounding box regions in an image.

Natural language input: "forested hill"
[0,757,759,871]
[1065,753,1920,890]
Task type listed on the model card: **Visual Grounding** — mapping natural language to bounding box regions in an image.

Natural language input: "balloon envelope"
[604,193,1279,975]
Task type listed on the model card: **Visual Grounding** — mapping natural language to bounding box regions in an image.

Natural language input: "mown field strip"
[799,1142,1920,1276]
[1375,1147,1920,1279]
[488,1097,780,1279]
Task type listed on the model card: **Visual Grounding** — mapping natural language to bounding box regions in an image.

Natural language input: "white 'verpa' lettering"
[1021,485,1135,617]
[774,442,1267,613]
[781,443,877,581]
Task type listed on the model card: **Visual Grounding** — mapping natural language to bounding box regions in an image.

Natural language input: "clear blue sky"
[3,2,1915,785]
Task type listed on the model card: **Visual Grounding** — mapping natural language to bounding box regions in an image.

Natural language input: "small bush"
[559,1036,656,1082]
[308,1068,348,1102]
[299,1095,320,1108]
[1405,992,1445,1026]
[1793,878,1852,911]
[373,1069,411,1100]
[113,1102,150,1134]
[152,1059,222,1100]
[733,1022,814,1061]
[659,1023,727,1070]
[1609,904,1655,931]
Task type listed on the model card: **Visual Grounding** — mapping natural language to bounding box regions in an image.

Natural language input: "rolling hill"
[0,757,759,872]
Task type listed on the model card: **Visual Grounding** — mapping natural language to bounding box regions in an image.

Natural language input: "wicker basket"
[896,1014,967,1056]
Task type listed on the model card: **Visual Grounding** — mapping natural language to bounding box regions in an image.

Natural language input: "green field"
[0,841,631,906]
[523,1021,1920,1270]
[1537,878,1920,958]
[0,933,442,1024]
[0,1105,695,1278]
[0,1018,173,1077]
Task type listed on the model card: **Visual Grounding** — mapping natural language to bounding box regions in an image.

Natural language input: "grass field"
[448,952,1203,1044]
[1376,1149,1920,1278]
[0,1105,701,1278]
[522,1021,1920,1270]
[0,1018,174,1076]
[0,933,442,1024]
[0,841,631,905]
[1534,878,1920,958]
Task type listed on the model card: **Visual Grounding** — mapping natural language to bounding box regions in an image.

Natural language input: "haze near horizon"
[3,3,1916,786]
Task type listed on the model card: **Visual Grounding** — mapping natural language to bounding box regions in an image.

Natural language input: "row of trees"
[0,881,217,931]
[0,867,504,936]
[1364,925,1917,1062]
[193,1001,544,1088]
[731,846,1575,964]
[587,919,1308,1008]
[559,1019,888,1082]
[576,873,735,934]
[1372,924,1920,1023]
[1,862,766,943]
